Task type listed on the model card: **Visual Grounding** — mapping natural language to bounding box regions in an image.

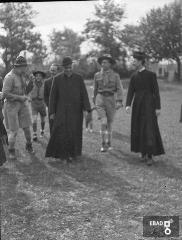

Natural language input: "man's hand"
[50,114,55,120]
[116,101,123,110]
[126,106,131,114]
[156,109,161,117]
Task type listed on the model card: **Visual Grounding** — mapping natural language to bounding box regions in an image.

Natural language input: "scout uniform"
[29,70,46,141]
[2,56,34,159]
[93,55,124,151]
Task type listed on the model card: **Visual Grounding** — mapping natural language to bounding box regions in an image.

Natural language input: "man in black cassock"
[45,57,91,162]
[125,51,165,166]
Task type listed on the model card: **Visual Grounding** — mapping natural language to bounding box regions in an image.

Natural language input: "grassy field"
[1,80,182,240]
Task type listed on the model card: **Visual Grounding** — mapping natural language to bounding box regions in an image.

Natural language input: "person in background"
[2,56,34,160]
[28,70,47,141]
[125,51,165,166]
[93,55,124,152]
[45,57,91,163]
[44,64,59,133]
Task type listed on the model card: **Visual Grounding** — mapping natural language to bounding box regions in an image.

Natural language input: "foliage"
[49,28,83,62]
[0,2,47,76]
[83,0,125,59]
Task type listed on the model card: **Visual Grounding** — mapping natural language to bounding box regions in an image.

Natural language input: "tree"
[120,24,144,50]
[0,2,47,75]
[49,28,83,61]
[83,0,125,59]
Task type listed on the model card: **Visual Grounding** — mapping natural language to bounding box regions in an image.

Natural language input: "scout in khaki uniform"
[2,56,34,160]
[93,55,124,152]
[28,70,47,141]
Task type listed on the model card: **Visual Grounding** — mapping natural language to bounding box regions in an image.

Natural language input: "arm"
[2,75,24,102]
[80,77,91,112]
[125,76,135,107]
[151,73,161,110]
[49,77,58,117]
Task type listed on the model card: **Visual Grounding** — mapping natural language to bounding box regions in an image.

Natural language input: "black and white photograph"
[0,0,182,239]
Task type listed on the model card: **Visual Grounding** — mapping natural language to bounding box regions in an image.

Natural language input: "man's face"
[101,59,111,71]
[50,65,58,76]
[35,73,43,81]
[132,58,142,70]
[64,64,73,76]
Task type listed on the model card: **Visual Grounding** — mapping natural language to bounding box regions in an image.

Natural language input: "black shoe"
[140,154,147,162]
[106,142,113,151]
[9,148,16,160]
[26,143,35,154]
[146,156,154,166]
[40,130,44,138]
[33,133,38,142]
[100,143,107,152]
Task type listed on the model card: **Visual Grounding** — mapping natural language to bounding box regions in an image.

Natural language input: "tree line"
[0,1,181,80]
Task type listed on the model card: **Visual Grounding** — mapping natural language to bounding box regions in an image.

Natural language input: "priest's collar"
[138,67,145,72]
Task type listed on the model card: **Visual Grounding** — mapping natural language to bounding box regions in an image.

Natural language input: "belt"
[32,98,44,101]
[99,92,114,97]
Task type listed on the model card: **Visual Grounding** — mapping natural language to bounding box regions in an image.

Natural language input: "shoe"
[140,154,147,162]
[8,149,16,160]
[100,143,107,152]
[33,133,38,141]
[107,142,113,151]
[25,143,35,154]
[40,130,44,137]
[146,157,154,166]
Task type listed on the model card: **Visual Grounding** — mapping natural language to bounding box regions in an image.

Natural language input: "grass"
[0,80,182,240]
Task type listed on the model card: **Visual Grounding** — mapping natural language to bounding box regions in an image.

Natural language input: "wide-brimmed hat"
[97,55,116,65]
[133,51,146,60]
[33,70,46,78]
[14,56,28,67]
[62,57,73,67]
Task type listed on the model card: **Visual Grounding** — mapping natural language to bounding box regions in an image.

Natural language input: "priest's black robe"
[0,115,7,166]
[126,69,165,156]
[45,72,91,159]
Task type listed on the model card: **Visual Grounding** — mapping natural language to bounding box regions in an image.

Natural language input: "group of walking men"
[0,50,165,167]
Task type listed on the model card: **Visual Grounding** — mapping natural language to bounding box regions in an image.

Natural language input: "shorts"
[95,93,116,123]
[4,101,32,131]
[31,100,46,117]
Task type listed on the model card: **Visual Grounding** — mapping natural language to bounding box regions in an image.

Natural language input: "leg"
[8,130,17,159]
[106,120,113,150]
[105,96,116,149]
[40,115,46,137]
[23,126,34,153]
[32,114,38,141]
[100,117,107,152]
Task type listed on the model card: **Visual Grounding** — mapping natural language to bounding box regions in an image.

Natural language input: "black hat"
[33,70,46,78]
[62,57,73,67]
[14,56,28,67]
[133,51,146,60]
[98,55,116,65]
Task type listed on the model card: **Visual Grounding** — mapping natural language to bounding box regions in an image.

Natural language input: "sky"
[31,0,175,54]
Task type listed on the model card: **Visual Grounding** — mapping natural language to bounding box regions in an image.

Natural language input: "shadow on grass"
[13,153,137,205]
[110,148,182,181]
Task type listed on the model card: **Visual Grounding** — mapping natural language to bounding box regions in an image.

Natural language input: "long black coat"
[0,111,7,165]
[45,72,91,159]
[126,69,165,156]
